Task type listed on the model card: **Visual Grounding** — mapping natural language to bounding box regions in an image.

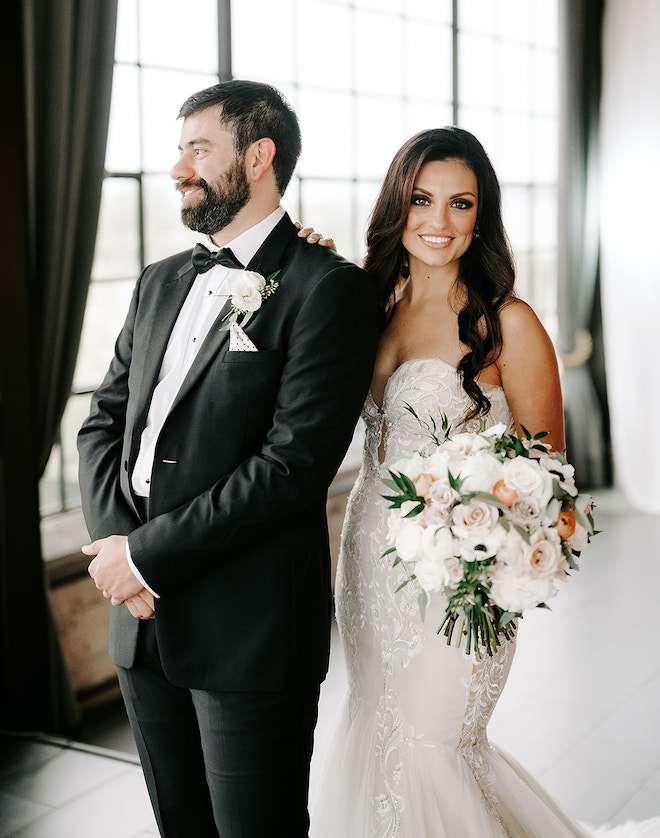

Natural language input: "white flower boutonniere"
[219,268,280,331]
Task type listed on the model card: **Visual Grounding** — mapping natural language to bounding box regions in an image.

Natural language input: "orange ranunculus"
[493,479,517,507]
[556,509,576,538]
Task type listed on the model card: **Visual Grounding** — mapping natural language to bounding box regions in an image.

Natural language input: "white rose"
[415,557,450,593]
[508,495,546,527]
[386,501,423,543]
[423,479,459,525]
[502,457,553,505]
[423,450,451,480]
[395,522,425,562]
[421,525,455,562]
[458,450,505,494]
[390,452,427,482]
[520,530,568,579]
[481,422,509,439]
[227,271,265,312]
[489,563,557,612]
[451,500,499,540]
[444,556,464,587]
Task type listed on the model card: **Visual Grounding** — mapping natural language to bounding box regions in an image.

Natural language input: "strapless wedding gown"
[311,359,660,838]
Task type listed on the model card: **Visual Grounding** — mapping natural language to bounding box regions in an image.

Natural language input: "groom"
[78,80,378,837]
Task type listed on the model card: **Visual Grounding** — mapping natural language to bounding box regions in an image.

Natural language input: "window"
[39,0,559,520]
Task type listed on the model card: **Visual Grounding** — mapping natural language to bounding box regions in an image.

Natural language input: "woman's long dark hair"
[363,127,516,420]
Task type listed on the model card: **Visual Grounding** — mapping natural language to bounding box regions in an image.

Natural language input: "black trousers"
[117,619,320,837]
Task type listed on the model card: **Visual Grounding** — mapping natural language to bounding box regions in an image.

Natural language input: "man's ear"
[246,137,276,183]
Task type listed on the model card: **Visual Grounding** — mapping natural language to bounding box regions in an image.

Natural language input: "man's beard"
[179,156,250,235]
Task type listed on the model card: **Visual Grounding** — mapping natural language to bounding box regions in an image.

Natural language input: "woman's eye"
[411,194,429,206]
[452,199,473,210]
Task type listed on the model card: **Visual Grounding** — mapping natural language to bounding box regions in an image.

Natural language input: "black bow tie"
[192,243,244,273]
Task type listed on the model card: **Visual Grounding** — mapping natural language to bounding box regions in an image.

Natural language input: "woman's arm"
[496,299,565,451]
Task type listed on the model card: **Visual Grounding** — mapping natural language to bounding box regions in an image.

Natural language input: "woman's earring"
[473,226,480,239]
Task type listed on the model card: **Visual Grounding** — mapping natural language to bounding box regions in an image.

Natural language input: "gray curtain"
[0,0,116,732]
[557,0,609,489]
[23,0,119,474]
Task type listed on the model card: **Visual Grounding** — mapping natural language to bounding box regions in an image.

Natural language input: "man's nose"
[170,155,193,181]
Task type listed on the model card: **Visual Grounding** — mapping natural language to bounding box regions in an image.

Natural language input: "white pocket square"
[229,322,258,352]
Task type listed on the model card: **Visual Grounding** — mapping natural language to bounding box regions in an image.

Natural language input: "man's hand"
[83,535,142,604]
[124,589,156,620]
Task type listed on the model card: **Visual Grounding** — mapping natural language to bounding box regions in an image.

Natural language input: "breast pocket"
[222,348,283,365]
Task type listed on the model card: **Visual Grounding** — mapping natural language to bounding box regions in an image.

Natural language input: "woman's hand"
[294,222,336,251]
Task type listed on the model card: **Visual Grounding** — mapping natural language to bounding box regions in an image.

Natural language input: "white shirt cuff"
[126,540,160,599]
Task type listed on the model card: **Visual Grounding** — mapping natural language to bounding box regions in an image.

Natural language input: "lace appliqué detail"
[459,639,517,837]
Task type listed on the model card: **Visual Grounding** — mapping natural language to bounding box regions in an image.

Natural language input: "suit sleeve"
[77,277,141,540]
[128,264,379,595]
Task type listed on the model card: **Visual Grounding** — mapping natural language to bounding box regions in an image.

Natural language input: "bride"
[304,128,660,837]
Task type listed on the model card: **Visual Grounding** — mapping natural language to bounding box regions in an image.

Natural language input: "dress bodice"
[362,357,515,473]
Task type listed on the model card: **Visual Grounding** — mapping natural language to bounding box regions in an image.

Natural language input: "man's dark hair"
[178,80,301,196]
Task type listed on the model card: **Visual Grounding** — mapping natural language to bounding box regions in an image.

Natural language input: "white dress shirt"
[126,206,285,595]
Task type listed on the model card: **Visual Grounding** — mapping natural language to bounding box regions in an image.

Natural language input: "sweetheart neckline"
[368,357,504,411]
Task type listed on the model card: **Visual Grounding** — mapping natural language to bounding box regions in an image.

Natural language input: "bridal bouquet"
[382,411,596,657]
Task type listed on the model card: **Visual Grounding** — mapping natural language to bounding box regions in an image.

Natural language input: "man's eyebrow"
[178,136,214,151]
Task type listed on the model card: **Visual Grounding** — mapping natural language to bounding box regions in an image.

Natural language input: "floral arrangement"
[383,410,596,657]
[220,268,280,331]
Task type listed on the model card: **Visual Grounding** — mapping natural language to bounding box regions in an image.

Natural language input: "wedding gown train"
[311,359,660,838]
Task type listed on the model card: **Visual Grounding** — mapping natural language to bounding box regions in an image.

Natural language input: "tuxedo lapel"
[169,215,297,411]
[134,262,197,436]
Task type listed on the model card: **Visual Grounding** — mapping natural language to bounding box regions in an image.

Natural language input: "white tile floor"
[2,489,659,836]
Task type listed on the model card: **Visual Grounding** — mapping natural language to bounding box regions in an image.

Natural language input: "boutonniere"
[219,267,280,331]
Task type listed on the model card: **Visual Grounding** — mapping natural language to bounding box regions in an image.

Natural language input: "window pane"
[458,0,496,34]
[300,179,355,262]
[535,49,559,116]
[532,116,558,182]
[534,1,558,48]
[359,0,404,13]
[232,0,295,83]
[532,185,557,250]
[139,0,218,72]
[406,20,453,103]
[458,33,496,108]
[297,90,353,178]
[115,0,138,63]
[355,10,403,96]
[74,279,137,391]
[406,99,454,137]
[406,0,452,24]
[143,174,199,264]
[499,42,532,112]
[91,178,141,281]
[61,394,96,509]
[356,96,405,179]
[298,2,352,90]
[499,0,531,43]
[105,64,140,172]
[141,68,219,172]
[498,114,532,183]
[501,184,532,252]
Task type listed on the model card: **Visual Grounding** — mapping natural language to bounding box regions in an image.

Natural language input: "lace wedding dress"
[311,358,660,838]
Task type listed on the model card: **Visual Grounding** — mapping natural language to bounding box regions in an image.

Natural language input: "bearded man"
[78,79,378,838]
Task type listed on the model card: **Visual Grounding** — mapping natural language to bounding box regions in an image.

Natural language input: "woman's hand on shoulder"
[294,222,336,251]
[497,299,565,451]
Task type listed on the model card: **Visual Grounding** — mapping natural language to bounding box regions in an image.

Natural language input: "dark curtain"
[23,0,119,474]
[0,0,117,732]
[557,0,610,488]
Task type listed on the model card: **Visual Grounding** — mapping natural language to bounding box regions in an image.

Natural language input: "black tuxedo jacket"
[78,213,379,692]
